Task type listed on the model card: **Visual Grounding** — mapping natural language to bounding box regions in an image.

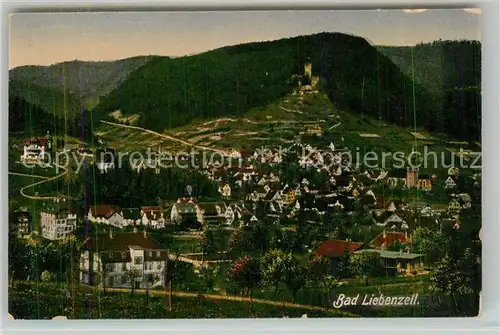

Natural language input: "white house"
[21,137,47,163]
[444,176,457,189]
[40,198,77,240]
[88,205,123,228]
[218,183,231,197]
[170,202,197,224]
[95,149,116,174]
[11,207,31,237]
[121,208,141,226]
[79,230,168,289]
[140,207,165,229]
[373,212,406,228]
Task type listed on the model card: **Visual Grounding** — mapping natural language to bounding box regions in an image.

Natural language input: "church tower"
[406,166,419,188]
[304,62,312,83]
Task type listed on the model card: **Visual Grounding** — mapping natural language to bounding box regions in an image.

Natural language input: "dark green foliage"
[349,252,385,285]
[8,94,88,139]
[66,163,220,214]
[9,56,154,110]
[378,40,481,141]
[8,233,80,283]
[94,33,454,137]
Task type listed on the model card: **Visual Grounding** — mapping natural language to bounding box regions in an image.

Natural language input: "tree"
[200,229,217,259]
[388,239,407,252]
[227,227,254,256]
[198,264,218,292]
[99,263,110,294]
[429,248,481,316]
[350,252,383,285]
[230,256,261,314]
[41,270,52,283]
[307,255,339,306]
[260,250,304,315]
[124,268,140,297]
[283,257,307,303]
[163,257,194,311]
[412,227,445,262]
[260,249,286,297]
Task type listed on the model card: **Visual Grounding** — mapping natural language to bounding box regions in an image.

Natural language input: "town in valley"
[8,10,481,319]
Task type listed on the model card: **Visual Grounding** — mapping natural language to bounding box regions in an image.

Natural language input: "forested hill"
[94,33,480,142]
[92,33,419,131]
[10,34,481,143]
[9,56,156,110]
[377,40,481,142]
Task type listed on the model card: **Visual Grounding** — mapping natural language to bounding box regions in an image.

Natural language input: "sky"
[9,9,481,69]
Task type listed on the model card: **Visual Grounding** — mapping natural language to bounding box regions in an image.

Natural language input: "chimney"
[143,230,147,239]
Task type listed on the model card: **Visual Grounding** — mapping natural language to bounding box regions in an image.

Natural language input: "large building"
[20,136,47,163]
[40,198,77,240]
[10,207,31,237]
[79,231,169,289]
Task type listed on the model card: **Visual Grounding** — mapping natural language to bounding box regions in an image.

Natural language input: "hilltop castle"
[294,62,319,95]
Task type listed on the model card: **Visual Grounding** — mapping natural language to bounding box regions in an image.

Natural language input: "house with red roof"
[313,239,365,259]
[369,231,408,250]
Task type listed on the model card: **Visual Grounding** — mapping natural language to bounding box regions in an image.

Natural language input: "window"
[121,263,127,271]
[148,251,153,257]
[148,262,153,270]
[134,256,143,265]
[156,251,161,257]
[121,252,127,260]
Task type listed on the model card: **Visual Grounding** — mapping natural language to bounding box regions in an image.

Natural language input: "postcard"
[8,9,481,319]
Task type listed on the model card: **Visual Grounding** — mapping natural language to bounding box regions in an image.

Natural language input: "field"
[9,281,350,319]
[94,89,480,180]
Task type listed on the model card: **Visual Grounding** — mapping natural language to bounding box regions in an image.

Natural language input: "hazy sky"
[9,9,481,69]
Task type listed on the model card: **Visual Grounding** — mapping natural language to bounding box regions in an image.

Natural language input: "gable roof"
[313,240,364,258]
[173,202,197,213]
[176,197,199,204]
[141,206,164,221]
[89,205,120,219]
[87,233,169,263]
[354,249,424,260]
[86,232,165,253]
[198,203,226,216]
[369,231,407,249]
[122,208,141,220]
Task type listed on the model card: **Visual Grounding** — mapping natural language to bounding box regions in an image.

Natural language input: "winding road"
[100,120,231,156]
[15,164,68,200]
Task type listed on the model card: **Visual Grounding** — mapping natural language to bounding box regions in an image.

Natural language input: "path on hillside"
[169,253,231,268]
[100,286,351,315]
[18,164,68,200]
[100,120,230,156]
[9,281,355,317]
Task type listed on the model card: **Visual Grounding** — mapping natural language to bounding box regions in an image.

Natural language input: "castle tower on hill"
[304,62,312,83]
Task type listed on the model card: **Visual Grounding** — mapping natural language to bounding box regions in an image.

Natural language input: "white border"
[1,1,499,334]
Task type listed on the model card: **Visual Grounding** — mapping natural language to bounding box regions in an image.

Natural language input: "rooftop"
[354,249,424,260]
[313,239,364,258]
